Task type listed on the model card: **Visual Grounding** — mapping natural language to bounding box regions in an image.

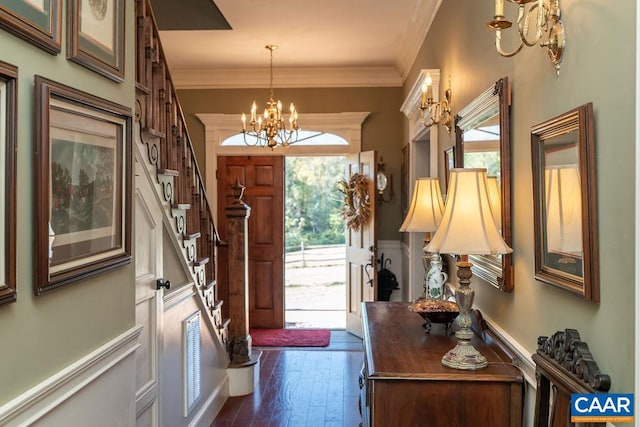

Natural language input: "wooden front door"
[345,151,378,337]
[217,156,285,329]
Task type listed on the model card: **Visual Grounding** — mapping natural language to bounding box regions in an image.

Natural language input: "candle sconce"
[419,73,452,134]
[486,0,565,75]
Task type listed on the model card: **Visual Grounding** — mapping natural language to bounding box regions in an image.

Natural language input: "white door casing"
[134,159,164,427]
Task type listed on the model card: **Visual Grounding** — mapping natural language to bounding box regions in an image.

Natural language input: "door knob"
[156,278,171,290]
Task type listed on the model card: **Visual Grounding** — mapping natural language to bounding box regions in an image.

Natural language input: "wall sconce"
[377,158,394,203]
[419,73,452,134]
[486,0,565,76]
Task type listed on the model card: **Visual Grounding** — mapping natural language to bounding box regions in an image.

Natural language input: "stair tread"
[158,168,179,177]
[222,318,231,328]
[142,127,165,138]
[204,279,216,290]
[193,257,210,267]
[172,203,191,210]
[183,232,201,240]
[212,299,223,310]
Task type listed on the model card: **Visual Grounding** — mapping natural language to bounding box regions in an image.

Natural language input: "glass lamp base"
[441,340,488,370]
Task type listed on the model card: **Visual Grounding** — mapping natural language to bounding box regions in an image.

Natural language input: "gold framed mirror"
[454,77,513,292]
[531,103,599,303]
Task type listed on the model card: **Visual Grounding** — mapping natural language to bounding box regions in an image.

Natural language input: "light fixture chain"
[269,46,274,100]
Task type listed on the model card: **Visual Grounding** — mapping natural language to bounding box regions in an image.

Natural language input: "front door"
[134,160,163,426]
[345,151,378,337]
[217,156,285,329]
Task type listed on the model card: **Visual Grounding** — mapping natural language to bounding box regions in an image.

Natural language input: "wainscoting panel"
[160,293,229,427]
[0,326,141,426]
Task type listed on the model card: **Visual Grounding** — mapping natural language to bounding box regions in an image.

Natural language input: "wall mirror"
[455,77,513,292]
[531,103,599,303]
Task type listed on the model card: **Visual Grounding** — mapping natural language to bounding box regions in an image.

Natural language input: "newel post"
[225,179,251,364]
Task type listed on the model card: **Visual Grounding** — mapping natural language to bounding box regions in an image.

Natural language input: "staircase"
[134,0,229,348]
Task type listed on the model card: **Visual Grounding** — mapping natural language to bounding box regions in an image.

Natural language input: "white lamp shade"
[486,176,502,230]
[545,165,582,254]
[426,168,512,255]
[399,178,444,232]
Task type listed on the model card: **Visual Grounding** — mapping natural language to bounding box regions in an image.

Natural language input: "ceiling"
[152,0,442,89]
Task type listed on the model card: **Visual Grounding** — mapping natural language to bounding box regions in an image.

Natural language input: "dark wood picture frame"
[443,145,455,191]
[67,0,125,82]
[531,103,599,303]
[455,77,513,292]
[34,76,132,295]
[0,0,61,54]
[0,60,18,306]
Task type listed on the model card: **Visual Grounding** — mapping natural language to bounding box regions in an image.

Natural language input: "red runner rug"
[250,328,331,347]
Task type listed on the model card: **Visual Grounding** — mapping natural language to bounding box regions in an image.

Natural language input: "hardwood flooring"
[212,335,364,427]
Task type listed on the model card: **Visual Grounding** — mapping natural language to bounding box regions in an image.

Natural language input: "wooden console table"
[360,302,523,427]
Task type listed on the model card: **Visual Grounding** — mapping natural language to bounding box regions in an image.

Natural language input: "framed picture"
[0,0,61,54]
[67,0,125,82]
[444,145,455,191]
[34,76,132,294]
[0,61,17,306]
[531,103,599,303]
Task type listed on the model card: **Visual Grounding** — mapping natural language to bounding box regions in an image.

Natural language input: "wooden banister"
[135,0,227,344]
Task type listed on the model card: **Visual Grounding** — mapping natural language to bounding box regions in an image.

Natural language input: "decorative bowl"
[408,299,459,325]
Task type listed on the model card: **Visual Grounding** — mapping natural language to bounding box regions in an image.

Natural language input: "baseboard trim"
[188,376,229,427]
[0,325,142,426]
[480,312,536,387]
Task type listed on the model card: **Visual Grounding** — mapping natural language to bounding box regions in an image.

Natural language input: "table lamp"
[426,168,512,370]
[545,165,582,262]
[399,178,445,299]
[486,176,502,231]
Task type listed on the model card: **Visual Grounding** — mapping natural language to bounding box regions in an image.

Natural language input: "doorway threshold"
[285,309,346,330]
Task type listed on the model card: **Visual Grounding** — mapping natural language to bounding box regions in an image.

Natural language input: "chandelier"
[241,45,299,149]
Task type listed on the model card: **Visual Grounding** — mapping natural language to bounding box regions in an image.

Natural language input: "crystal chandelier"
[241,45,299,149]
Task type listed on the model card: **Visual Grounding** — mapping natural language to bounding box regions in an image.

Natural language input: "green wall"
[406,0,635,398]
[0,1,136,403]
[178,86,406,240]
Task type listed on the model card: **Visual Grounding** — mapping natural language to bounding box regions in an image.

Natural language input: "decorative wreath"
[338,173,371,231]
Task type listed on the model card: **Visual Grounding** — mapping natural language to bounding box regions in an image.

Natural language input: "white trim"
[172,67,402,89]
[199,112,370,221]
[164,281,197,311]
[480,312,536,388]
[397,0,444,81]
[196,112,370,157]
[0,326,142,426]
[187,377,229,427]
[400,69,441,301]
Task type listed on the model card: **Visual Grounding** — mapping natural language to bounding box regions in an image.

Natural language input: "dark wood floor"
[212,335,364,427]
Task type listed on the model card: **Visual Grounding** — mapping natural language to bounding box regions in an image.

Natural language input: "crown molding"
[397,0,444,80]
[172,66,403,89]
[400,69,441,118]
